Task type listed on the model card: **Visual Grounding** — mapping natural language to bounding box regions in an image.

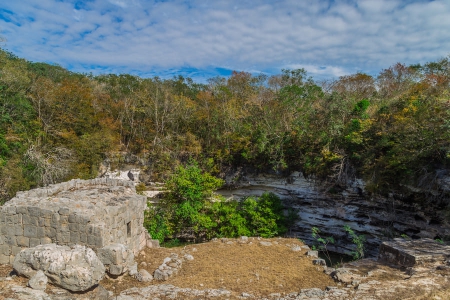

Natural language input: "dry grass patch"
[103,237,336,297]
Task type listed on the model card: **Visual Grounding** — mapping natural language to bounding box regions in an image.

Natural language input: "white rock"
[13,244,105,292]
[184,254,194,261]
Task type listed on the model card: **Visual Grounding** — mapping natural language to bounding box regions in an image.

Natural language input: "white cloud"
[0,0,449,80]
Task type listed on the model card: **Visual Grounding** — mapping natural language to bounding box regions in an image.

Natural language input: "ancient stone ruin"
[0,178,148,265]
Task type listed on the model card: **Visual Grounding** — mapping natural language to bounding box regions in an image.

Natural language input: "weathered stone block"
[80,223,88,232]
[40,237,52,245]
[58,207,70,215]
[37,227,45,238]
[24,225,37,238]
[56,232,70,244]
[0,245,11,255]
[109,264,123,275]
[51,213,60,228]
[14,225,23,236]
[80,233,87,243]
[3,225,15,236]
[146,239,160,248]
[70,232,80,244]
[0,253,9,264]
[45,227,56,238]
[16,206,28,214]
[30,238,41,248]
[60,223,69,232]
[68,214,78,223]
[28,206,41,217]
[5,236,17,246]
[11,246,23,256]
[5,215,14,224]
[379,238,450,266]
[17,236,30,247]
[5,206,16,214]
[40,209,53,218]
[23,215,38,226]
[60,215,69,224]
[69,223,79,231]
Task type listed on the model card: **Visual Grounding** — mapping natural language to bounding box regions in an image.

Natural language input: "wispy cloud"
[1,0,449,81]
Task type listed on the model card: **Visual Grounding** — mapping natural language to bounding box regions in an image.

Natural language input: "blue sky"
[1,0,449,82]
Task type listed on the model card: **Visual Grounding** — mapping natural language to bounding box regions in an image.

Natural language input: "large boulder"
[13,244,105,292]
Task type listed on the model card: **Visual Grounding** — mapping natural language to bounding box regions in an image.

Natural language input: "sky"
[1,0,449,83]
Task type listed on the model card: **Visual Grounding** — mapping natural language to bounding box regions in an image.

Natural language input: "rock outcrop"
[217,172,450,256]
[378,237,450,266]
[13,244,105,292]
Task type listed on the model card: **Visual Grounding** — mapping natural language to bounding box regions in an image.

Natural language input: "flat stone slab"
[378,238,450,266]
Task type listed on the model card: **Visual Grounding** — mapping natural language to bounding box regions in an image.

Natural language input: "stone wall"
[0,178,147,264]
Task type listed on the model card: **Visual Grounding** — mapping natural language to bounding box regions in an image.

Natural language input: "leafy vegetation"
[0,47,449,207]
[311,226,335,265]
[144,161,293,243]
[343,225,366,260]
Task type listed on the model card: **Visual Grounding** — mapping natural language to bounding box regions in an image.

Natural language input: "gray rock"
[299,288,326,298]
[10,285,50,300]
[313,259,326,266]
[13,244,105,292]
[153,255,182,281]
[137,269,153,282]
[128,262,138,277]
[330,268,358,284]
[97,243,135,276]
[28,270,47,291]
[92,285,110,300]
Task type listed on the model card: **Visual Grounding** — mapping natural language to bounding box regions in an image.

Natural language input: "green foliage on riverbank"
[1,47,450,204]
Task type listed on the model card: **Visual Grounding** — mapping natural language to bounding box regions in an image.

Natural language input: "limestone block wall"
[0,178,148,265]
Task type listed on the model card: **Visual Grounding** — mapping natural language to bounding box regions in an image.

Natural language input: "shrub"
[143,159,296,242]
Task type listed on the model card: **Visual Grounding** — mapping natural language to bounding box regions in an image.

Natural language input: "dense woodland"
[1,48,449,205]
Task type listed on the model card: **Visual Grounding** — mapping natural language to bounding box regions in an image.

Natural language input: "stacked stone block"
[0,178,148,265]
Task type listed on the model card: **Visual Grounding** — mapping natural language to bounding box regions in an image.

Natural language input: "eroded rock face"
[13,244,105,292]
[217,172,450,256]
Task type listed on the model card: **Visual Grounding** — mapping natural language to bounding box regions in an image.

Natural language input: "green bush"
[143,206,171,244]
[241,192,288,237]
[143,160,295,242]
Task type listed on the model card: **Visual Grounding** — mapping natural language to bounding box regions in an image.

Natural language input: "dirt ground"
[2,237,450,299]
[101,237,336,297]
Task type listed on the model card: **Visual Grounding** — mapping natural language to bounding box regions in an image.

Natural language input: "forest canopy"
[1,48,449,204]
